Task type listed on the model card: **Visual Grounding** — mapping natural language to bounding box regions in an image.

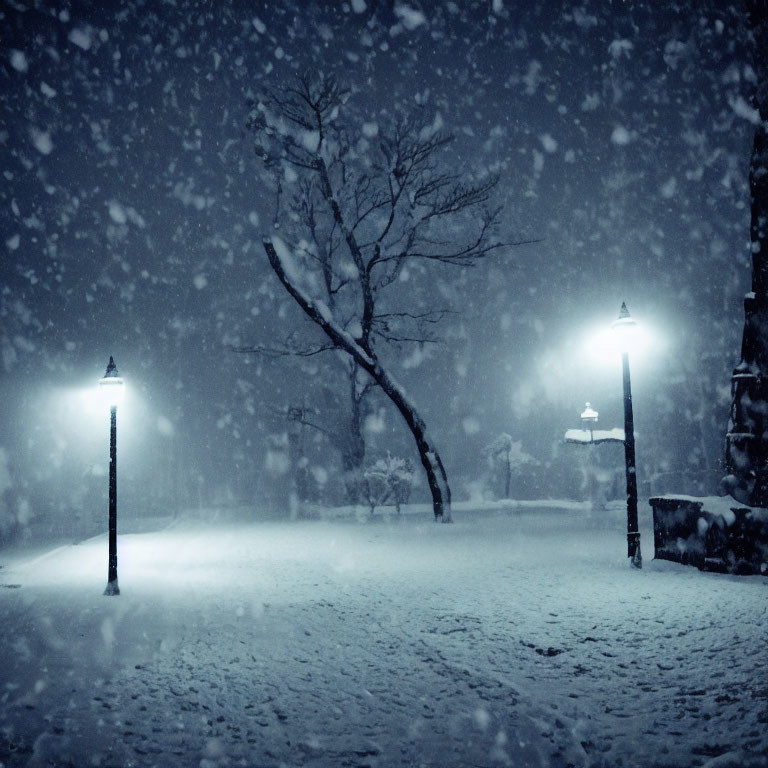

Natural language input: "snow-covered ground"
[1,503,766,768]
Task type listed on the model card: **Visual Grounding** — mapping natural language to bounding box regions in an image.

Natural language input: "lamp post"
[99,356,125,595]
[581,402,599,441]
[612,303,642,568]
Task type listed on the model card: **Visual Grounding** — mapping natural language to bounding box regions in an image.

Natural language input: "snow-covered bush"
[364,454,415,514]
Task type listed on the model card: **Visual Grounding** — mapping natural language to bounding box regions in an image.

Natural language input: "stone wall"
[650,495,768,575]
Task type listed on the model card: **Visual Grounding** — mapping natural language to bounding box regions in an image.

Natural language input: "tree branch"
[231,339,336,358]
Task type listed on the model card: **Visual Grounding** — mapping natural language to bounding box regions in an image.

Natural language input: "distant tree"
[282,373,375,505]
[236,328,375,506]
[482,433,535,499]
[247,73,528,522]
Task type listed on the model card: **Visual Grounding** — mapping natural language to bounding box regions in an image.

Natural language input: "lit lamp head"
[581,402,598,427]
[611,302,638,354]
[99,356,125,408]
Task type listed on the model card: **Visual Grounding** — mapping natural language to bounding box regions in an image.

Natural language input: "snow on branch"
[263,236,375,372]
[230,340,336,358]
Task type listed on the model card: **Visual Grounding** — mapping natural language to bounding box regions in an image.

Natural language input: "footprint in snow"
[536,647,566,657]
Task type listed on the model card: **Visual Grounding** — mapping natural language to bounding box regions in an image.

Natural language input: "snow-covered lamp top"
[611,302,638,353]
[581,403,598,424]
[99,356,125,408]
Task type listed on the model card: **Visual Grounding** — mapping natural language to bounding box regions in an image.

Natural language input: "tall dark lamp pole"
[613,303,642,568]
[99,356,125,595]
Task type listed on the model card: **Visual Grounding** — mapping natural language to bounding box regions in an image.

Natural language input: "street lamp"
[581,402,599,440]
[612,303,642,568]
[99,356,125,595]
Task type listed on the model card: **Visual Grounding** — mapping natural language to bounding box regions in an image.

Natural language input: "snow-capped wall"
[650,495,768,574]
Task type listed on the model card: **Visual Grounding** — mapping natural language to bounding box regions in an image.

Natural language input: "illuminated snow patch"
[30,128,53,155]
[611,125,632,145]
[108,201,127,224]
[10,50,28,72]
[394,4,427,30]
[68,27,93,50]
[157,415,175,436]
[462,417,480,435]
[540,133,558,153]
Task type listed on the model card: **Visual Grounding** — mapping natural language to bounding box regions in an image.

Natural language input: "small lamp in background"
[581,402,599,439]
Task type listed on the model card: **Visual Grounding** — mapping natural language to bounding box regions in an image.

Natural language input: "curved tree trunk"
[264,239,452,522]
[368,363,452,522]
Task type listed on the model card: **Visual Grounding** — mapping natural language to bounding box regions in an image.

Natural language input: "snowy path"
[1,508,766,768]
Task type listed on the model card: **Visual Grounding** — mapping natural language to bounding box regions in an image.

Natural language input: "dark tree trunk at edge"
[723,0,768,505]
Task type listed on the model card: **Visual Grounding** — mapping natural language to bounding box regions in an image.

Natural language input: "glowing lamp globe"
[611,302,639,354]
[99,356,125,408]
[581,403,599,426]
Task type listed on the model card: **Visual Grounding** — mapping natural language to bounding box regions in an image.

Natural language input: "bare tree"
[248,73,526,521]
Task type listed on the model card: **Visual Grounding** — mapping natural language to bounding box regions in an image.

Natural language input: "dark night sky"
[0,0,758,532]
